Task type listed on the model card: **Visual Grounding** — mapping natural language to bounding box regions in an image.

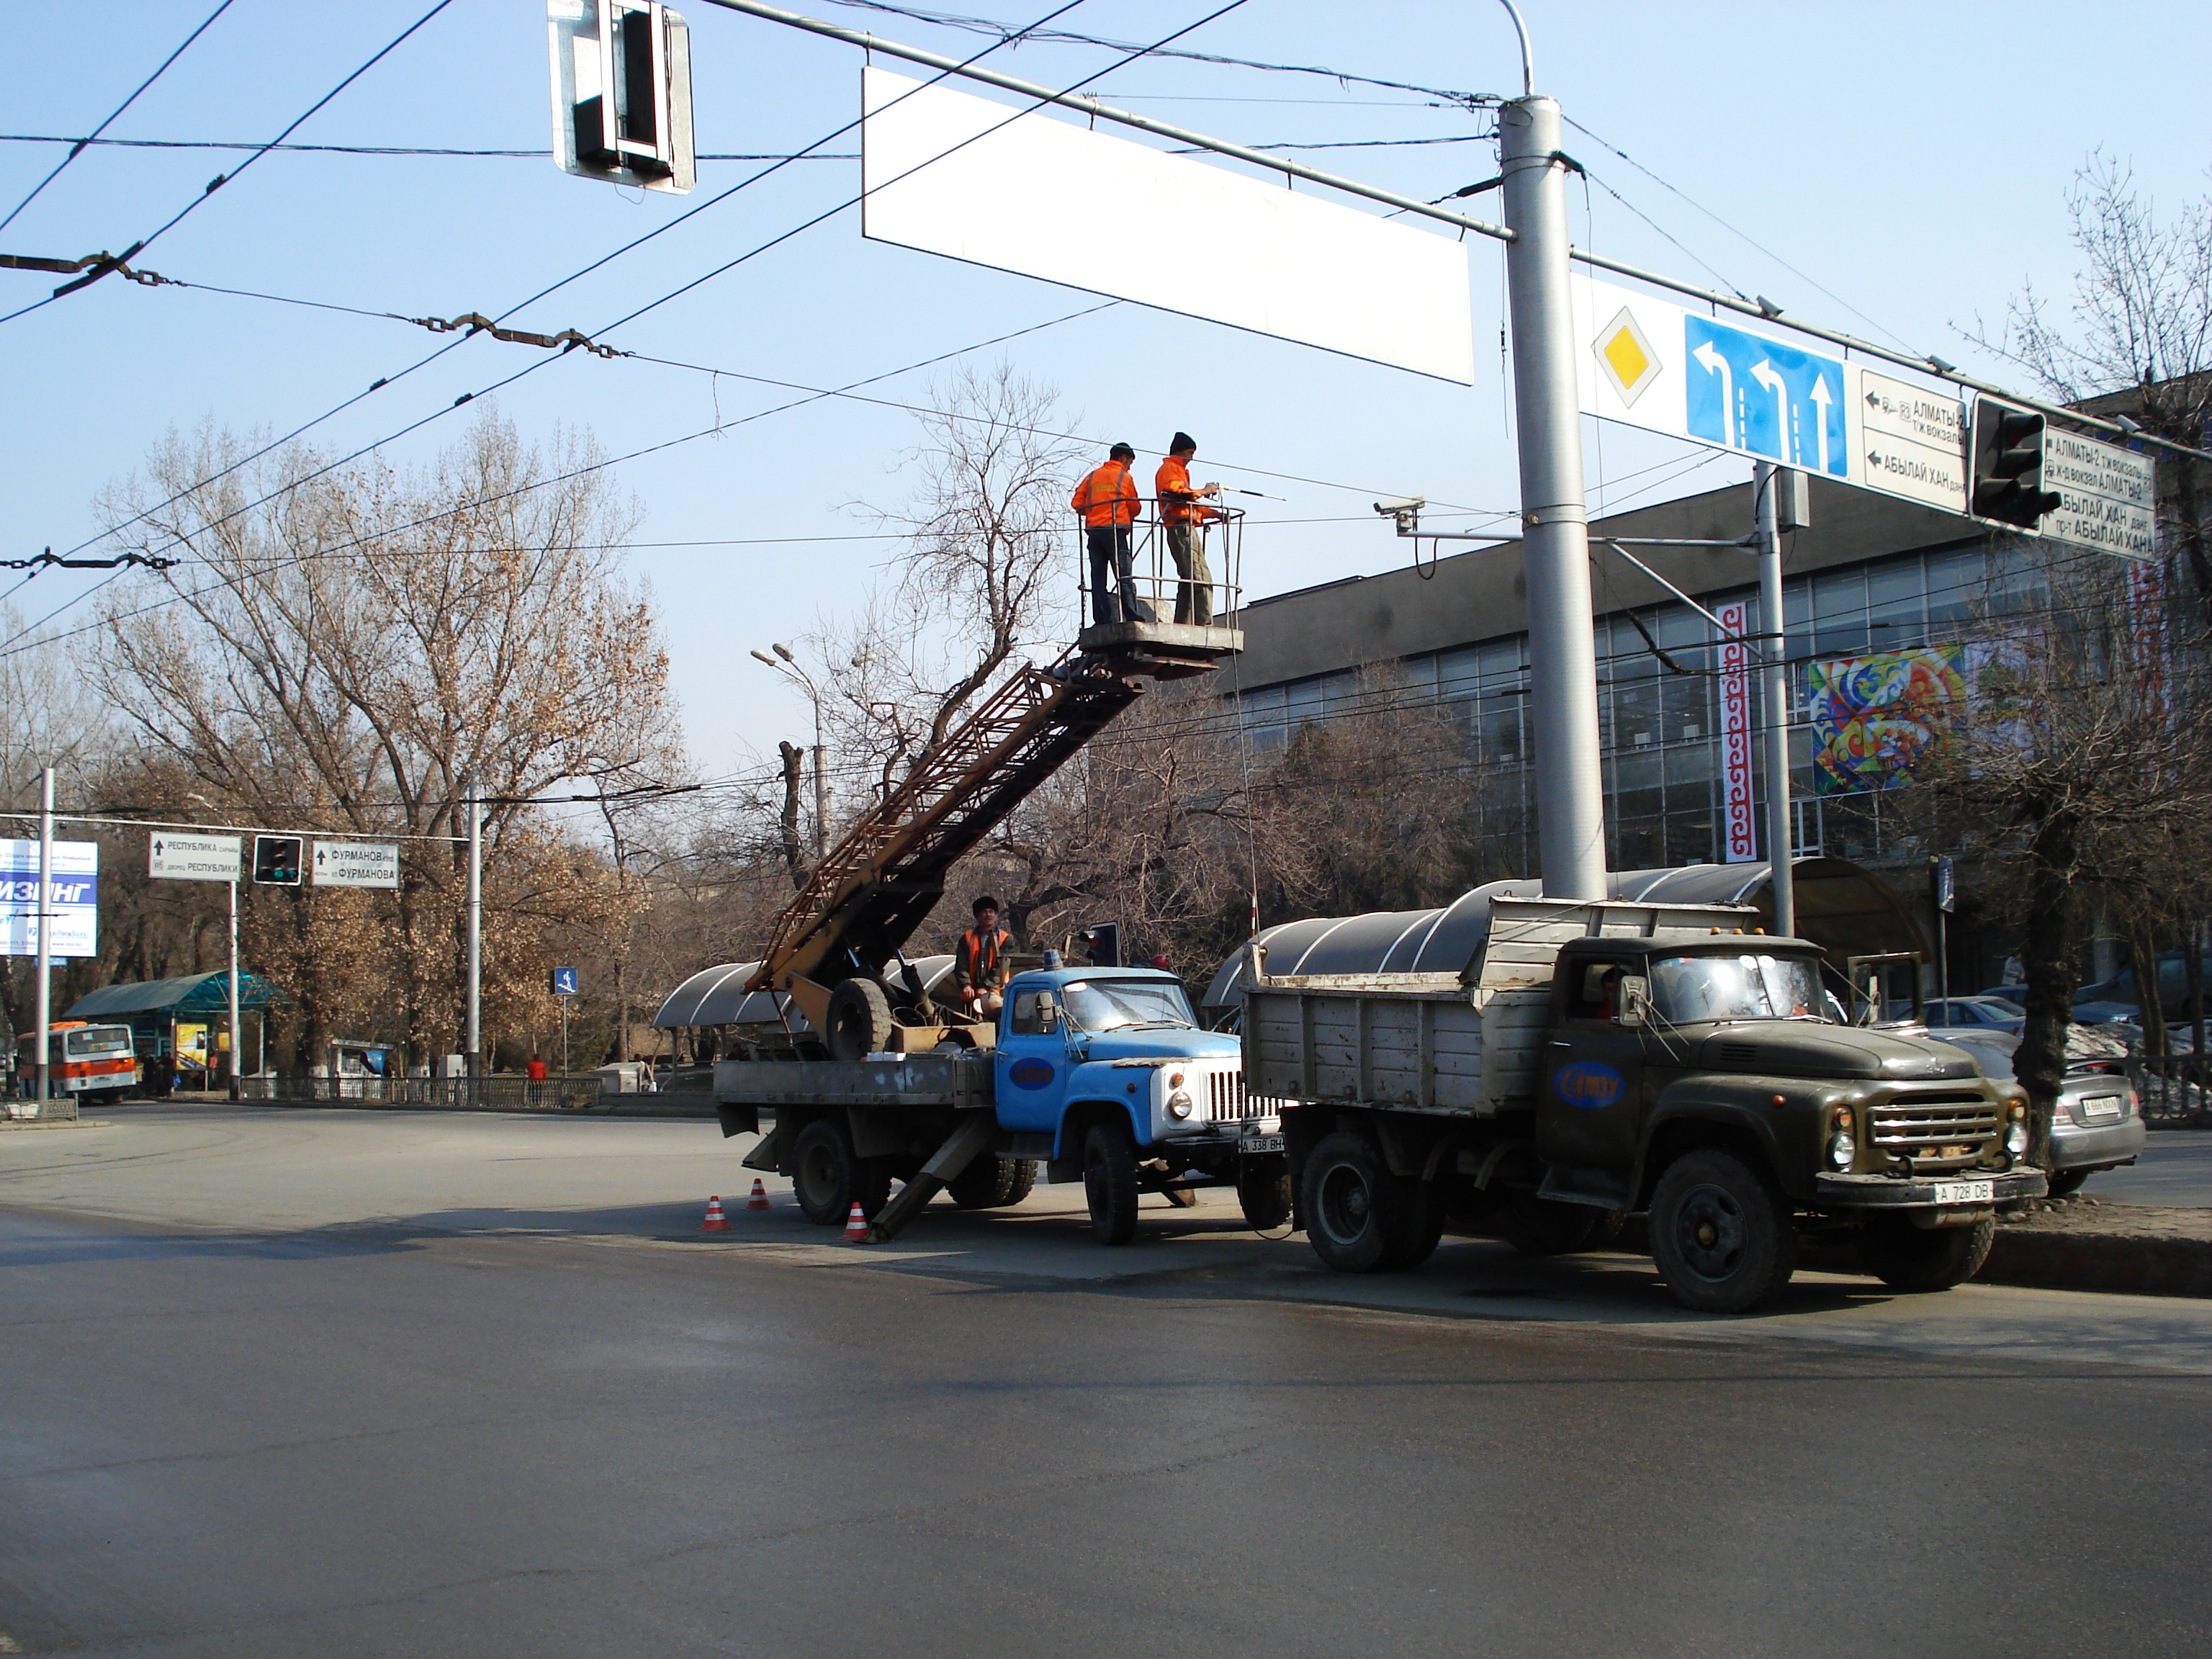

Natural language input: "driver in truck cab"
[954,895,1013,1018]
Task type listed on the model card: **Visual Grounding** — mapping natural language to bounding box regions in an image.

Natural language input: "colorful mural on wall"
[1807,645,1968,796]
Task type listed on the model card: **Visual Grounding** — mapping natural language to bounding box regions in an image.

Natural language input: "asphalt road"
[4,1106,2210,1658]
[2087,1129,2212,1205]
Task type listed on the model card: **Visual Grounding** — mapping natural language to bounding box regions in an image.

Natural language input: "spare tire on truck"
[824,979,895,1062]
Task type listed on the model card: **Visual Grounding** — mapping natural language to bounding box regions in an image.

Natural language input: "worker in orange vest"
[1154,431,1220,624]
[1071,442,1153,626]
[954,895,1013,1019]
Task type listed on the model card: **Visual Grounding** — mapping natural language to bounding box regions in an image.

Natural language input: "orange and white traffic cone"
[746,1178,770,1212]
[843,1201,871,1244]
[701,1195,728,1232]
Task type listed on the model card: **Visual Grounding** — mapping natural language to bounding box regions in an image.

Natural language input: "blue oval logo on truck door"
[1008,1058,1056,1089]
[1554,1061,1625,1108]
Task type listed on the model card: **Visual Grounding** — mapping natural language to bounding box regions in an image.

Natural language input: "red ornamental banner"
[1718,601,1757,863]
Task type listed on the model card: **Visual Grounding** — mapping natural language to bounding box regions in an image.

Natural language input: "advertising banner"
[0,839,99,958]
[1807,645,1967,796]
[1715,601,1757,862]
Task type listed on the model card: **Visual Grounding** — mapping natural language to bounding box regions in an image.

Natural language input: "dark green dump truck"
[1244,896,2044,1312]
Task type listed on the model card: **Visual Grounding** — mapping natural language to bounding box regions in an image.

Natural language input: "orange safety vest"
[1071,461,1141,528]
[958,926,1011,989]
[1154,454,1217,525]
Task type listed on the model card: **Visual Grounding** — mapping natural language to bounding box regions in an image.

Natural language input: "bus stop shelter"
[64,972,286,1094]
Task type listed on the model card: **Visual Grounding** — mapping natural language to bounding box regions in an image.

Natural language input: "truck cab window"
[1649,953,1827,1024]
[1569,961,1631,1021]
[1008,990,1057,1035]
[1059,979,1197,1034]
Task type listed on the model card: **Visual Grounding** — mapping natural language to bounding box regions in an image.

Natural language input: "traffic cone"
[701,1195,728,1232]
[745,1178,770,1212]
[843,1201,871,1244]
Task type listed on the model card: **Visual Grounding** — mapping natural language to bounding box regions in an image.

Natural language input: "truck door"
[993,983,1071,1133]
[1538,958,1650,1172]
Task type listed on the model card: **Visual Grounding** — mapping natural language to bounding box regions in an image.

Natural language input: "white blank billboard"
[860,69,1475,384]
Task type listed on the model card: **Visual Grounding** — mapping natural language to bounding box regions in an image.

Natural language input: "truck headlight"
[1166,1091,1194,1120]
[2005,1122,2030,1156]
[1827,1130,1853,1169]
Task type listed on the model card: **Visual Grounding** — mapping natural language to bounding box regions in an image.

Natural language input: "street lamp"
[751,644,831,858]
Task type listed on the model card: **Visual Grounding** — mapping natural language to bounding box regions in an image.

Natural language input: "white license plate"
[2080,1096,2123,1122]
[1238,1134,1285,1155]
[1931,1179,1995,1205]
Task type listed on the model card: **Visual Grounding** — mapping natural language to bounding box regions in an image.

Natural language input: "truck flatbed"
[712,1053,993,1110]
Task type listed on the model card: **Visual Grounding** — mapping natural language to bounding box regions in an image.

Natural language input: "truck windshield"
[1648,953,1828,1025]
[66,1028,132,1057]
[1059,979,1196,1033]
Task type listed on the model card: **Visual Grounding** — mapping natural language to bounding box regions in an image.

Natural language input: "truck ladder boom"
[751,656,1143,994]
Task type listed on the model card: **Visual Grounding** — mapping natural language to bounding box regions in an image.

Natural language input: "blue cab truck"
[714,966,1288,1244]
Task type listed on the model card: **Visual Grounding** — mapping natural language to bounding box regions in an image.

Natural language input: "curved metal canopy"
[652,953,957,1028]
[1200,858,1925,1008]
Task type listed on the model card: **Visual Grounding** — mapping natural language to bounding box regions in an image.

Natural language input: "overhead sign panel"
[0,839,98,958]
[1573,274,1972,517]
[149,832,240,882]
[2041,428,2157,558]
[860,68,1475,384]
[313,840,400,890]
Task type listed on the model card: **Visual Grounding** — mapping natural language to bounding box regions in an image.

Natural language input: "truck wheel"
[790,1118,888,1226]
[1083,1121,1141,1245]
[1649,1149,1799,1314]
[1302,1130,1431,1273]
[1003,1159,1038,1205]
[1236,1154,1293,1231]
[1858,1213,1996,1292]
[824,979,895,1063]
[947,1154,1023,1210]
[1498,1195,1606,1256]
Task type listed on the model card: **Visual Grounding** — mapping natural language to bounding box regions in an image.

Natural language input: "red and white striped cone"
[701,1195,728,1232]
[745,1178,770,1212]
[843,1201,871,1244]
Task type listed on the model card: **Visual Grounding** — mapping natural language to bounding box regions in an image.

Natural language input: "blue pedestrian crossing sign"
[1684,316,1846,476]
[551,966,579,997]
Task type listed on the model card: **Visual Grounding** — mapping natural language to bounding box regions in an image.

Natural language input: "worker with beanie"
[1154,431,1220,625]
[1071,442,1154,626]
[954,895,1014,1018]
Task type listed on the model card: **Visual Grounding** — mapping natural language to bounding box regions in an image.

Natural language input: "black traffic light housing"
[252,835,303,886]
[1969,397,2066,529]
[1079,922,1121,967]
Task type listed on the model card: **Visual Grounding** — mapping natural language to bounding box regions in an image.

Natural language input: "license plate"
[2080,1096,2123,1122]
[1931,1179,1994,1205]
[1238,1134,1285,1155]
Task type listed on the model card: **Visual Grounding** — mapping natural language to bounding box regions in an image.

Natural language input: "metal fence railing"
[2131,1056,2211,1128]
[234,1075,691,1113]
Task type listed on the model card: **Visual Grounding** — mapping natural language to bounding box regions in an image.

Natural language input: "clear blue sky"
[4,1,2205,784]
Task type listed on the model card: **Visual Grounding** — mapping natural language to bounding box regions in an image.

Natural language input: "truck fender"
[1637,1079,1799,1208]
[1050,1097,1151,1169]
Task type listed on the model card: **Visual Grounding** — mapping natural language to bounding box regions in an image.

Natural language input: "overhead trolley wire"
[0,0,238,236]
[0,0,458,327]
[0,133,858,161]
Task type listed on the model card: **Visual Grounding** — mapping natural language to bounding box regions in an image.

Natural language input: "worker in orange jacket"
[953,895,1013,1018]
[1071,443,1153,626]
[1154,431,1220,625]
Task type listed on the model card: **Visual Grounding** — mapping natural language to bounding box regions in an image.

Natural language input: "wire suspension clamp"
[410,310,621,357]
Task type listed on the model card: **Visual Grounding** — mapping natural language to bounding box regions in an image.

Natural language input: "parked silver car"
[1936,1028,2144,1196]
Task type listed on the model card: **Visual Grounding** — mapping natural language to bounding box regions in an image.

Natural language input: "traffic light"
[1079,922,1121,967]
[549,1,695,194]
[252,835,303,886]
[1969,397,2065,529]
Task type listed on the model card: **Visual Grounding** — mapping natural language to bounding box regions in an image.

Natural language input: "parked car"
[1936,1028,2144,1196]
[2074,955,2212,1021]
[1889,994,2027,1033]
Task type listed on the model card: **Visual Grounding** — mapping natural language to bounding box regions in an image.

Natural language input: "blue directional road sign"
[1685,316,1848,477]
[551,967,579,997]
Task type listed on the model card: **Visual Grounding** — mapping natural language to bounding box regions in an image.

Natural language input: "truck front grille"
[1869,1092,2001,1170]
[1205,1069,1246,1122]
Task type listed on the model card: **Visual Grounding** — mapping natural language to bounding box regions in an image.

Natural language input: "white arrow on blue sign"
[1685,316,1846,477]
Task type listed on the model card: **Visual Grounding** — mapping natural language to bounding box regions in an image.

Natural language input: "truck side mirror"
[1037,994,1059,1034]
[1617,976,1652,1028]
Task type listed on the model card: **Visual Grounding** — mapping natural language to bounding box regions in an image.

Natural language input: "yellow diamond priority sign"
[1593,307,1662,407]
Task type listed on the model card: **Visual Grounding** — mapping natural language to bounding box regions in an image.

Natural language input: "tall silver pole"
[1753,463,1797,939]
[227,875,242,1101]
[34,765,53,1105]
[465,779,482,1102]
[1499,94,1607,899]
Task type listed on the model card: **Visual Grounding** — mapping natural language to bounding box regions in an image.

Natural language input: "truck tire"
[1003,1159,1038,1205]
[1302,1130,1433,1273]
[1083,1121,1141,1245]
[824,978,895,1063]
[1648,1149,1798,1314]
[1236,1153,1293,1231]
[947,1154,1027,1210]
[1858,1213,1996,1292]
[1498,1195,1607,1256]
[790,1118,891,1226]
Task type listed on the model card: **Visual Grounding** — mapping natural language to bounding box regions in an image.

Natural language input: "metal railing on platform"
[233,1076,706,1113]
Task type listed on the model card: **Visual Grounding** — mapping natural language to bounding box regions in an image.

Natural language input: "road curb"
[1977,1228,2212,1300]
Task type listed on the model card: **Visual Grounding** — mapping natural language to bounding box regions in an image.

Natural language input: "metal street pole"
[227,874,242,1101]
[1753,463,1797,940]
[1499,91,1608,900]
[465,778,482,1104]
[34,765,52,1105]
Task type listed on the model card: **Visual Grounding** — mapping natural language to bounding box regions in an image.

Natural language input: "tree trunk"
[777,741,808,894]
[2128,917,2170,1057]
[2015,811,2081,1168]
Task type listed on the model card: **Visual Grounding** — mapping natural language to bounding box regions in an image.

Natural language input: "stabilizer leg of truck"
[865,1110,997,1243]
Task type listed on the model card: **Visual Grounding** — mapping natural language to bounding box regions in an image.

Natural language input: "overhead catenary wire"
[0,0,238,236]
[0,133,856,161]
